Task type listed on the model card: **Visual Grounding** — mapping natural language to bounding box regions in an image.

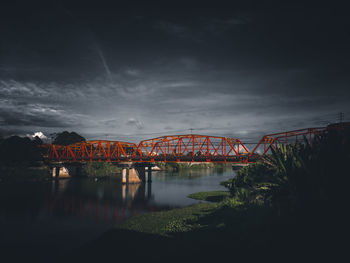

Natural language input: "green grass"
[220,178,233,187]
[71,198,305,261]
[116,202,216,236]
[70,193,339,261]
[83,162,122,178]
[188,190,230,202]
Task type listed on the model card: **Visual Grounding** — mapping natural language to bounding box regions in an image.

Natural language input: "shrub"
[228,126,350,215]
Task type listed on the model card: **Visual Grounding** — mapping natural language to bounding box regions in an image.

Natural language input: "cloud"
[1,57,349,143]
[27,131,47,140]
[126,118,144,129]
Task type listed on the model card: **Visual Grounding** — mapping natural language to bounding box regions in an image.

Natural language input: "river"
[0,167,235,260]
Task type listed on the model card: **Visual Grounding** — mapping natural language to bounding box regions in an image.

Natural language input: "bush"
[227,126,350,215]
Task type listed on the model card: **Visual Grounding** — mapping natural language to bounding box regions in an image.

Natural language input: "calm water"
[0,167,235,260]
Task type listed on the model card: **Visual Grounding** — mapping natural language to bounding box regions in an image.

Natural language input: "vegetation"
[70,126,349,261]
[228,127,350,216]
[83,162,122,178]
[188,190,230,202]
[219,178,233,187]
[116,202,215,236]
[71,199,308,261]
[53,131,85,145]
[0,131,87,182]
[155,162,229,171]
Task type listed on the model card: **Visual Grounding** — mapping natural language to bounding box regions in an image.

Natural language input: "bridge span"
[44,123,349,164]
[43,122,349,183]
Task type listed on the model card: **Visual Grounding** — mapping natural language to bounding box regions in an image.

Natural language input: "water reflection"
[45,179,156,224]
[0,167,235,259]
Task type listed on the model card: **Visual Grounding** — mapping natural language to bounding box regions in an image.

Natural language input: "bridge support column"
[52,167,59,179]
[52,166,71,179]
[122,168,142,184]
[122,168,129,184]
[128,168,142,183]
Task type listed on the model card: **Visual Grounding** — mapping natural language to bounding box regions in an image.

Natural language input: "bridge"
[45,123,348,164]
[43,122,349,183]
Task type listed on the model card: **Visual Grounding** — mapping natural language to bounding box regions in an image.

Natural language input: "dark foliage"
[53,131,85,146]
[32,136,43,145]
[0,136,43,165]
[228,126,350,215]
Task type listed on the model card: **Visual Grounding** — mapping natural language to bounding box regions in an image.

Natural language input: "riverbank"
[156,162,231,171]
[187,190,230,202]
[82,162,122,178]
[69,197,322,262]
[69,183,342,262]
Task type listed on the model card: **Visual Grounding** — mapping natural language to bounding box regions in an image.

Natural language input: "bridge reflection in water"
[46,179,154,224]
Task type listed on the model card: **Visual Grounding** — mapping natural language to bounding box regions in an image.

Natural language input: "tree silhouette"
[53,131,86,146]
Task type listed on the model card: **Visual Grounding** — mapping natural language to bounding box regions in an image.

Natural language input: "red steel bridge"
[44,123,349,164]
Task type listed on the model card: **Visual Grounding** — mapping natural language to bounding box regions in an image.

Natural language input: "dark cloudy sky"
[1,0,349,143]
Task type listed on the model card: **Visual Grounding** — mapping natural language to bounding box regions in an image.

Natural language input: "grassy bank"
[82,162,122,178]
[156,162,231,171]
[219,178,233,187]
[188,190,230,202]
[70,197,335,262]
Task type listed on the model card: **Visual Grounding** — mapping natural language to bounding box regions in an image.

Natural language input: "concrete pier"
[122,167,142,184]
[52,166,71,179]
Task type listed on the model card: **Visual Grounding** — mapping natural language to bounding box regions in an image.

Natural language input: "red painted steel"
[249,127,327,156]
[43,122,349,163]
[135,134,249,162]
[46,140,138,162]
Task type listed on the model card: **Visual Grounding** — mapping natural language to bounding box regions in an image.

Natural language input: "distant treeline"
[0,131,86,166]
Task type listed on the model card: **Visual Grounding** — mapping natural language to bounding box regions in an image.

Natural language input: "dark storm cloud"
[0,0,349,142]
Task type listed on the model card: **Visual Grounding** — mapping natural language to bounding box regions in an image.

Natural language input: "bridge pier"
[122,168,128,184]
[120,163,155,184]
[50,164,83,179]
[122,167,143,184]
[51,166,71,179]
